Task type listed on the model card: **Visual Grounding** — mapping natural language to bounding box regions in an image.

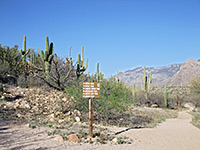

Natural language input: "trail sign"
[83,82,100,137]
[83,82,100,98]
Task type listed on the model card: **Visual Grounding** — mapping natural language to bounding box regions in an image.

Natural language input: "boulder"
[75,117,80,122]
[54,135,64,142]
[68,134,79,143]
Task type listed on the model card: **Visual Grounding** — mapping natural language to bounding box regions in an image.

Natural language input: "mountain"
[155,58,200,87]
[118,58,200,87]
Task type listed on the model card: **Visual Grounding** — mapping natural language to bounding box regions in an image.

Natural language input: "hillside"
[118,58,200,87]
[155,58,200,87]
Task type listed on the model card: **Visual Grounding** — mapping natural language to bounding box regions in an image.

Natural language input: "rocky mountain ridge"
[118,58,200,87]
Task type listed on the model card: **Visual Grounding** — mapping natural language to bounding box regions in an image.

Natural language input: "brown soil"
[1,106,200,150]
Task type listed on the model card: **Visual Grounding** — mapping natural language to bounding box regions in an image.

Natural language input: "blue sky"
[0,0,200,77]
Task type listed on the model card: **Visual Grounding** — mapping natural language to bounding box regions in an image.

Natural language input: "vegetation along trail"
[0,105,200,150]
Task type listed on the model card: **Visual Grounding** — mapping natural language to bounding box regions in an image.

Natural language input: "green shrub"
[65,77,133,124]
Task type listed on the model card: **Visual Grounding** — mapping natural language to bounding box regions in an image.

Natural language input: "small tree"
[189,75,200,108]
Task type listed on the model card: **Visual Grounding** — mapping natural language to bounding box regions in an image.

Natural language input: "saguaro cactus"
[65,46,74,70]
[140,66,152,99]
[76,46,88,79]
[20,36,30,63]
[40,36,54,78]
[140,67,152,92]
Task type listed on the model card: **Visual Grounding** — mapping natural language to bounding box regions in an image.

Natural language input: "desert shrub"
[94,77,133,122]
[189,75,200,108]
[148,91,165,107]
[134,90,148,106]
[65,80,88,112]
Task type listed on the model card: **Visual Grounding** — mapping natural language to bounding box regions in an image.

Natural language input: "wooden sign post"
[89,98,93,137]
[83,82,100,138]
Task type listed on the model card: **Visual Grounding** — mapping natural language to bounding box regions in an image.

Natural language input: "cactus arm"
[44,50,49,61]
[81,46,84,66]
[23,36,26,52]
[26,48,30,55]
[45,36,49,51]
[40,50,44,61]
[48,54,54,63]
[49,42,53,55]
[84,58,88,70]
[69,46,71,59]
[77,53,81,65]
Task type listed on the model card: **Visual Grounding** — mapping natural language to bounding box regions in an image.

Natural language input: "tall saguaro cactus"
[140,66,152,99]
[20,36,30,63]
[140,66,152,92]
[76,46,88,79]
[40,36,54,79]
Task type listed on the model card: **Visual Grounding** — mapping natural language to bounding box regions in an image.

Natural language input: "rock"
[55,111,62,116]
[112,138,118,143]
[91,136,98,142]
[24,104,30,109]
[151,104,159,108]
[50,117,55,122]
[58,119,64,124]
[68,134,79,143]
[54,135,64,142]
[17,114,24,118]
[76,110,81,116]
[50,114,55,117]
[62,97,67,102]
[75,117,80,122]
[25,124,29,128]
[67,111,71,115]
[14,103,19,109]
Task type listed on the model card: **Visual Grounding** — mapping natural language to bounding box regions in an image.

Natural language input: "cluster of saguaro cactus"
[20,36,30,63]
[40,36,54,78]
[76,46,88,79]
[140,67,152,91]
[164,86,168,108]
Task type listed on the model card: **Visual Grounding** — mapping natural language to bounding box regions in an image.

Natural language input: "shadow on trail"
[115,126,144,135]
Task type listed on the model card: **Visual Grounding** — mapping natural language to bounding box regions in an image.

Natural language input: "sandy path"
[0,108,200,150]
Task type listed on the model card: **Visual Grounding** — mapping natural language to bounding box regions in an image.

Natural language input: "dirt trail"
[1,107,200,150]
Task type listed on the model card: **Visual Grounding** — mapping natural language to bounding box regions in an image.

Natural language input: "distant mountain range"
[118,58,200,87]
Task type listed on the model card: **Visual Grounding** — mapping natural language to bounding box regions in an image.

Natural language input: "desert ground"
[0,104,200,150]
